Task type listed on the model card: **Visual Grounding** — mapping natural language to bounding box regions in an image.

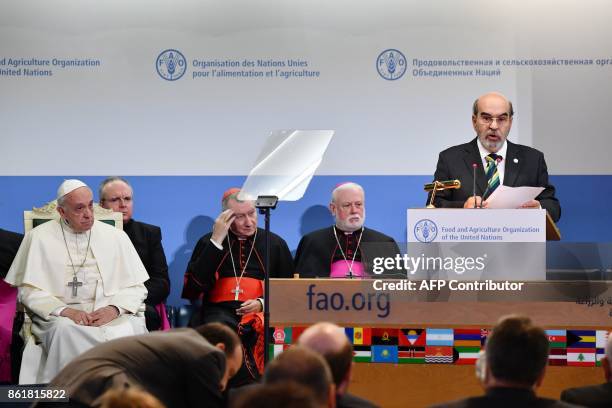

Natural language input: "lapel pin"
[513,158,518,163]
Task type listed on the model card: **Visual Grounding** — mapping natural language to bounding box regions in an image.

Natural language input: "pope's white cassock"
[5,218,149,383]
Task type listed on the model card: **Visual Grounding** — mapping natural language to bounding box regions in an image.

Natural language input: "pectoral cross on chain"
[231,285,244,301]
[68,275,83,298]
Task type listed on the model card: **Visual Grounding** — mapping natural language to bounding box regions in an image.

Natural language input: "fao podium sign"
[406,209,546,281]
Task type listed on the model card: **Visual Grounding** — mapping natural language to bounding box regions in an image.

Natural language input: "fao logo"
[376,49,407,80]
[414,219,437,243]
[156,49,187,81]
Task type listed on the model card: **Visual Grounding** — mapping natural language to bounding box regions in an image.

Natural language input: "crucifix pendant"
[68,275,83,298]
[231,285,244,301]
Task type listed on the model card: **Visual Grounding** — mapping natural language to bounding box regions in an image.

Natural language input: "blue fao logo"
[376,49,407,80]
[156,49,187,81]
[414,219,437,243]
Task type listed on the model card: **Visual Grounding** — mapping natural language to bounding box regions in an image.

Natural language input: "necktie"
[483,153,501,199]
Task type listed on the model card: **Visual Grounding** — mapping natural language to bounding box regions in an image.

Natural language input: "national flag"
[399,328,426,346]
[454,329,481,347]
[352,327,372,346]
[372,328,398,345]
[272,327,292,344]
[371,345,398,363]
[480,328,491,346]
[453,346,481,365]
[548,348,567,366]
[353,345,372,363]
[425,346,453,364]
[292,326,306,343]
[545,329,566,348]
[398,346,425,364]
[596,348,605,366]
[426,328,453,346]
[272,327,286,344]
[269,344,289,358]
[596,330,610,349]
[567,348,596,367]
[567,330,596,348]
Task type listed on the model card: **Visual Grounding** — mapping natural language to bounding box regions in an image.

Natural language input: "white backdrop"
[1,0,611,175]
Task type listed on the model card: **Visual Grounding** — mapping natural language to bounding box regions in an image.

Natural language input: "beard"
[479,133,506,153]
[335,213,365,232]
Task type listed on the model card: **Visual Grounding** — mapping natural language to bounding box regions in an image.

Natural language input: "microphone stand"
[255,195,278,366]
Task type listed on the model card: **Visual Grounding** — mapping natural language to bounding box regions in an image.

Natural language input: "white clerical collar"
[334,225,364,235]
[60,218,89,235]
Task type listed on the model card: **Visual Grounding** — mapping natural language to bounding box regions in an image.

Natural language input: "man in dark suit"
[99,177,170,331]
[0,228,23,279]
[44,322,242,408]
[0,228,23,383]
[298,322,379,408]
[561,333,612,407]
[295,182,402,278]
[429,92,561,222]
[431,315,578,408]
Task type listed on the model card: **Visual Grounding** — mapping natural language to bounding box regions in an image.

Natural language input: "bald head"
[471,92,514,153]
[299,322,349,354]
[298,322,353,392]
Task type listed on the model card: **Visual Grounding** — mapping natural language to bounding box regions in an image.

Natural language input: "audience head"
[97,387,165,408]
[484,315,549,389]
[264,346,336,408]
[99,176,134,223]
[330,182,365,232]
[221,188,257,238]
[298,322,354,395]
[232,382,320,408]
[195,322,243,392]
[56,179,94,233]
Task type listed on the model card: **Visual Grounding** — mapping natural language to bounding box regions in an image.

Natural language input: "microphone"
[423,179,461,192]
[472,163,477,208]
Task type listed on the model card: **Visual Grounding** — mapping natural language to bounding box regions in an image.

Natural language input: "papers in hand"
[485,185,545,209]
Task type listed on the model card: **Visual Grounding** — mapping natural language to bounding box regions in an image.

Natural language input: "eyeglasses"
[477,114,510,126]
[104,196,132,204]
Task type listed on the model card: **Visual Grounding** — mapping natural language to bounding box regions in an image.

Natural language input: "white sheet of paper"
[485,185,545,209]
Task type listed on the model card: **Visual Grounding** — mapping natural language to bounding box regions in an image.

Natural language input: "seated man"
[0,228,23,279]
[0,228,23,382]
[99,176,170,331]
[182,187,294,329]
[428,92,561,222]
[432,315,577,408]
[299,322,378,408]
[561,332,612,407]
[5,179,149,383]
[264,345,336,408]
[45,322,242,408]
[233,382,321,408]
[294,182,401,278]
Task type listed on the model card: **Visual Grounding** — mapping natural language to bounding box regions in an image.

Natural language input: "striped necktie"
[483,153,502,199]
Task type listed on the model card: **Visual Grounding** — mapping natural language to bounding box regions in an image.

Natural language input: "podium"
[270,278,611,407]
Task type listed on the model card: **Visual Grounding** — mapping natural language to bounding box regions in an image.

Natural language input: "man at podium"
[428,92,561,222]
[294,182,402,278]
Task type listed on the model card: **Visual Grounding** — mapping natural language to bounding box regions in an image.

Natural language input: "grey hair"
[331,182,365,204]
[99,176,132,202]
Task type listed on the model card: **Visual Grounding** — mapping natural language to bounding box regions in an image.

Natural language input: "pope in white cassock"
[5,179,149,383]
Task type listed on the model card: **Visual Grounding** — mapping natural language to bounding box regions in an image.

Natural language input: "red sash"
[208,277,264,303]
